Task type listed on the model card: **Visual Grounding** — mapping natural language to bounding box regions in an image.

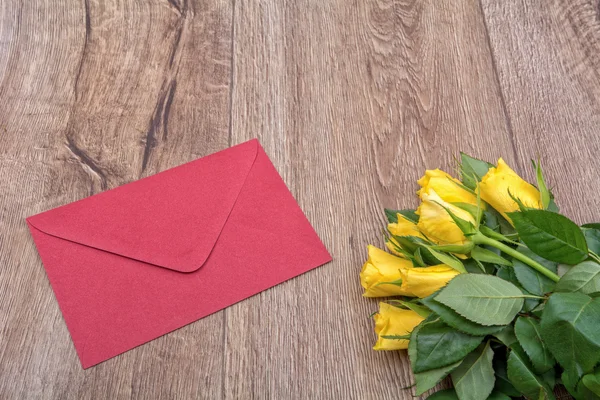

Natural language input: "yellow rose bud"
[416,189,476,246]
[360,245,413,297]
[386,214,424,256]
[373,303,425,350]
[417,169,479,206]
[399,265,459,298]
[360,245,458,298]
[478,158,542,221]
[388,214,424,238]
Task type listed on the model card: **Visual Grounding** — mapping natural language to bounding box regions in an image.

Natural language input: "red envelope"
[26,139,331,368]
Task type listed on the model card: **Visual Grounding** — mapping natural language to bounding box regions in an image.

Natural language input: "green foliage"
[485,392,511,400]
[388,299,432,319]
[425,246,467,273]
[540,293,600,378]
[555,261,600,295]
[413,318,484,373]
[426,389,460,400]
[492,349,521,397]
[460,153,493,190]
[581,367,600,398]
[374,154,600,400]
[484,208,516,237]
[514,317,555,373]
[512,247,557,296]
[493,325,517,347]
[506,344,555,400]
[495,266,541,312]
[532,159,551,210]
[451,342,495,400]
[409,322,462,395]
[421,294,505,336]
[509,209,588,264]
[434,275,525,326]
[583,227,600,254]
[385,208,418,224]
[471,246,512,266]
[451,202,483,222]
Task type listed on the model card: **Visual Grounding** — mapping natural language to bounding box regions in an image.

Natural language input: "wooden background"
[1,0,599,398]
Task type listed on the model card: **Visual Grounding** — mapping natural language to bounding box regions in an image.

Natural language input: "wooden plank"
[0,0,232,398]
[480,3,600,398]
[480,0,600,224]
[227,0,514,398]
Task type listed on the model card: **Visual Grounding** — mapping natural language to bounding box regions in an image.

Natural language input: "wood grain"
[0,0,595,398]
[480,0,600,225]
[1,0,232,398]
[226,0,513,398]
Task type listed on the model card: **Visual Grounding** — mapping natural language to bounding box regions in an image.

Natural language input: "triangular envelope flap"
[27,140,259,272]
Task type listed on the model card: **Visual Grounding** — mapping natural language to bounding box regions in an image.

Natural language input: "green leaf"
[414,318,484,373]
[493,349,521,396]
[547,197,559,213]
[512,247,557,296]
[421,294,505,336]
[484,208,516,237]
[514,317,555,373]
[434,274,525,326]
[451,202,483,221]
[556,261,600,295]
[582,367,600,397]
[540,292,600,377]
[582,223,600,230]
[436,203,477,236]
[426,389,459,400]
[508,190,529,211]
[471,246,512,266]
[507,344,556,400]
[509,210,588,264]
[540,368,556,391]
[429,242,474,255]
[388,299,432,319]
[414,247,427,267]
[390,235,419,254]
[496,266,540,312]
[532,159,551,209]
[493,325,518,347]
[385,208,418,224]
[392,235,442,266]
[486,392,511,400]
[460,153,493,190]
[381,334,411,340]
[561,367,586,399]
[583,227,600,255]
[479,225,516,244]
[418,245,445,266]
[375,278,403,287]
[463,258,494,275]
[424,246,467,273]
[451,342,495,400]
[409,322,461,395]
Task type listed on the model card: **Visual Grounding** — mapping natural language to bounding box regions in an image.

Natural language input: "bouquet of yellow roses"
[361,154,600,400]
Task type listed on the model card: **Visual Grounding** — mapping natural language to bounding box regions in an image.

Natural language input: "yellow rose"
[399,265,459,298]
[360,245,413,297]
[478,158,542,221]
[386,214,424,256]
[360,245,459,298]
[416,189,476,246]
[417,169,479,206]
[373,302,425,350]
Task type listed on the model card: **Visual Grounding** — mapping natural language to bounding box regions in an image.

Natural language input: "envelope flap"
[27,140,259,273]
